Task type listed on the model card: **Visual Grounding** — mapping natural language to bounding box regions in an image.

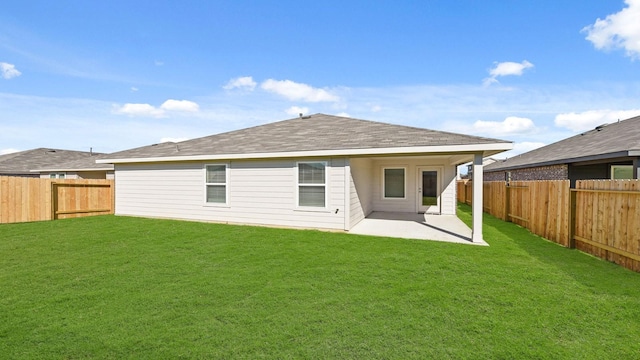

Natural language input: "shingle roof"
[0,148,104,175]
[485,115,640,172]
[30,154,114,172]
[104,113,511,160]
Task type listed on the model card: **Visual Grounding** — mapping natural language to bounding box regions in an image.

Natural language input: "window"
[611,165,633,180]
[297,162,326,207]
[205,164,227,204]
[49,173,66,179]
[383,167,405,199]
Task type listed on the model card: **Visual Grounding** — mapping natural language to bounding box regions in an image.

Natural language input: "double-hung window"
[297,162,327,208]
[49,173,66,179]
[383,167,405,199]
[205,164,227,204]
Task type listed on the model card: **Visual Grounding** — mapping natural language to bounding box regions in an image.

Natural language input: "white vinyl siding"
[114,159,346,230]
[349,158,373,228]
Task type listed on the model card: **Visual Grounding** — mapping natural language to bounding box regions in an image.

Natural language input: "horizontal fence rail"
[0,176,114,224]
[458,179,639,272]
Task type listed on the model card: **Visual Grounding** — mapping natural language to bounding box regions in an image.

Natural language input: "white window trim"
[204,163,229,207]
[382,167,407,200]
[295,161,329,211]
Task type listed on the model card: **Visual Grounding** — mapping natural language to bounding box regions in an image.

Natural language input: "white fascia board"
[629,150,640,156]
[97,142,514,164]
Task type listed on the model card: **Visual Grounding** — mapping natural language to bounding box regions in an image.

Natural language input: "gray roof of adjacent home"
[103,113,511,161]
[485,115,640,172]
[0,148,104,176]
[30,154,114,172]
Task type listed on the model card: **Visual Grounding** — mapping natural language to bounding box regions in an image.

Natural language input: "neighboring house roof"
[0,148,104,176]
[100,113,512,163]
[485,115,640,172]
[30,154,114,173]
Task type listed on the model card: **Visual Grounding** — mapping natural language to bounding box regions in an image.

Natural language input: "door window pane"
[422,171,437,205]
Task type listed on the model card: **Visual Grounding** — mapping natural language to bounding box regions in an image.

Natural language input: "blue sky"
[1,0,640,158]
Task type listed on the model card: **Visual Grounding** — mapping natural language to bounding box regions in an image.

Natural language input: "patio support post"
[471,153,484,242]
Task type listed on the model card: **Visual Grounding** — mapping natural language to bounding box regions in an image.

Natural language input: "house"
[484,115,640,186]
[0,148,109,178]
[98,114,512,242]
[459,157,498,179]
[31,154,115,179]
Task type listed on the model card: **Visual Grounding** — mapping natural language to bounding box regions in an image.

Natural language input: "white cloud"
[1,62,22,79]
[483,60,534,86]
[113,99,199,118]
[473,116,537,136]
[554,109,640,132]
[130,87,139,92]
[582,0,640,59]
[113,103,165,118]
[160,137,189,143]
[160,99,199,112]
[261,79,340,102]
[1,148,20,155]
[335,112,351,117]
[285,106,309,116]
[155,60,164,66]
[223,76,257,91]
[371,105,382,112]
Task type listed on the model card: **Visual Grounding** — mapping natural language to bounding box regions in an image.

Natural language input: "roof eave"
[98,143,513,164]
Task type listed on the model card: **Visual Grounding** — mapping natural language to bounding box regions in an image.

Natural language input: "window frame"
[204,163,229,206]
[49,172,66,179]
[611,165,634,180]
[382,167,407,200]
[296,161,329,210]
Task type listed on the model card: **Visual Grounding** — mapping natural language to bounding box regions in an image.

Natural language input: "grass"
[1,204,639,359]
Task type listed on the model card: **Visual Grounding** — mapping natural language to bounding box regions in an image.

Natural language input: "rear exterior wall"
[114,158,347,230]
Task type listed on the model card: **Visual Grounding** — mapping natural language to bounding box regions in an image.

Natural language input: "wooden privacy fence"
[0,176,114,224]
[572,180,640,272]
[458,179,640,272]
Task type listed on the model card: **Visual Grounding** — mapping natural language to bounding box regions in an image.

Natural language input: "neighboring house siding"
[115,159,346,230]
[485,164,568,182]
[349,158,373,229]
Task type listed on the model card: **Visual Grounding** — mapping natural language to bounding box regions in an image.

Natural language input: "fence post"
[51,182,58,220]
[568,189,577,249]
[505,184,511,222]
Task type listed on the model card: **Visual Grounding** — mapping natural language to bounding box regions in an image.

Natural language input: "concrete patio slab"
[349,212,487,246]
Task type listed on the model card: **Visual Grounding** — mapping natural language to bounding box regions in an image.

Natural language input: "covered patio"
[349,211,487,246]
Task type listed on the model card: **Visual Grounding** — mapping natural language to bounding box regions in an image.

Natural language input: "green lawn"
[1,204,639,359]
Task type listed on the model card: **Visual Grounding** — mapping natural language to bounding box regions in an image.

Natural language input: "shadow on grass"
[457,203,640,293]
